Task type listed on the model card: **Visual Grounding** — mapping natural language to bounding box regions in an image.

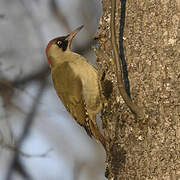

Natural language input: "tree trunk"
[95,0,180,179]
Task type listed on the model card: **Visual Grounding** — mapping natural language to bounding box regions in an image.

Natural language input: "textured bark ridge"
[95,0,180,179]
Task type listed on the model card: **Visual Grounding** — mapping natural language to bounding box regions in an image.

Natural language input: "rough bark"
[95,0,180,179]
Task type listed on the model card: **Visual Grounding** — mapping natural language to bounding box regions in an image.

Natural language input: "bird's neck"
[48,47,73,68]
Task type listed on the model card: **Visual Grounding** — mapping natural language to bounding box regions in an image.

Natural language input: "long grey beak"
[66,25,84,47]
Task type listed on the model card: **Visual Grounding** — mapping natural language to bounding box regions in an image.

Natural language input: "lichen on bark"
[95,0,180,179]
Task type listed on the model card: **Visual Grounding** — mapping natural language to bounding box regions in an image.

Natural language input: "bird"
[46,25,106,148]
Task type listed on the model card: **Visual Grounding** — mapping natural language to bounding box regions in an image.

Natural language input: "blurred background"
[0,0,106,179]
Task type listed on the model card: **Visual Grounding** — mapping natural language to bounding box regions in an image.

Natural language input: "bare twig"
[0,65,49,88]
[50,0,71,33]
[13,159,32,180]
[12,66,50,86]
[110,0,144,119]
[6,78,47,180]
[3,142,52,158]
[50,0,95,56]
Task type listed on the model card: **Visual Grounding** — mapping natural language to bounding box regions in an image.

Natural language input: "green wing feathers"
[52,62,92,136]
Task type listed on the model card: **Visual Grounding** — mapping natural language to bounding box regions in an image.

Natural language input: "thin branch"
[3,142,52,158]
[50,0,95,56]
[13,159,32,180]
[50,0,71,33]
[12,66,50,86]
[110,0,144,119]
[6,78,47,180]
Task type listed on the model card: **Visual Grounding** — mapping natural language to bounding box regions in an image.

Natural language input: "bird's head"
[46,25,84,67]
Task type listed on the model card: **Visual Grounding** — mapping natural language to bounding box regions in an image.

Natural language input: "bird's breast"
[52,52,102,113]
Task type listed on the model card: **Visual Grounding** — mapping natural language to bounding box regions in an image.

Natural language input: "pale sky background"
[0,0,106,179]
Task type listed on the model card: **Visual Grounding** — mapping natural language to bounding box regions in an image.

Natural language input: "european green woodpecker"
[46,25,105,148]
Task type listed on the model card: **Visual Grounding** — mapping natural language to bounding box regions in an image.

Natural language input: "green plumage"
[46,26,106,148]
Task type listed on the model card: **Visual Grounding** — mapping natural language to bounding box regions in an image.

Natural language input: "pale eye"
[56,39,68,51]
[57,41,62,48]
